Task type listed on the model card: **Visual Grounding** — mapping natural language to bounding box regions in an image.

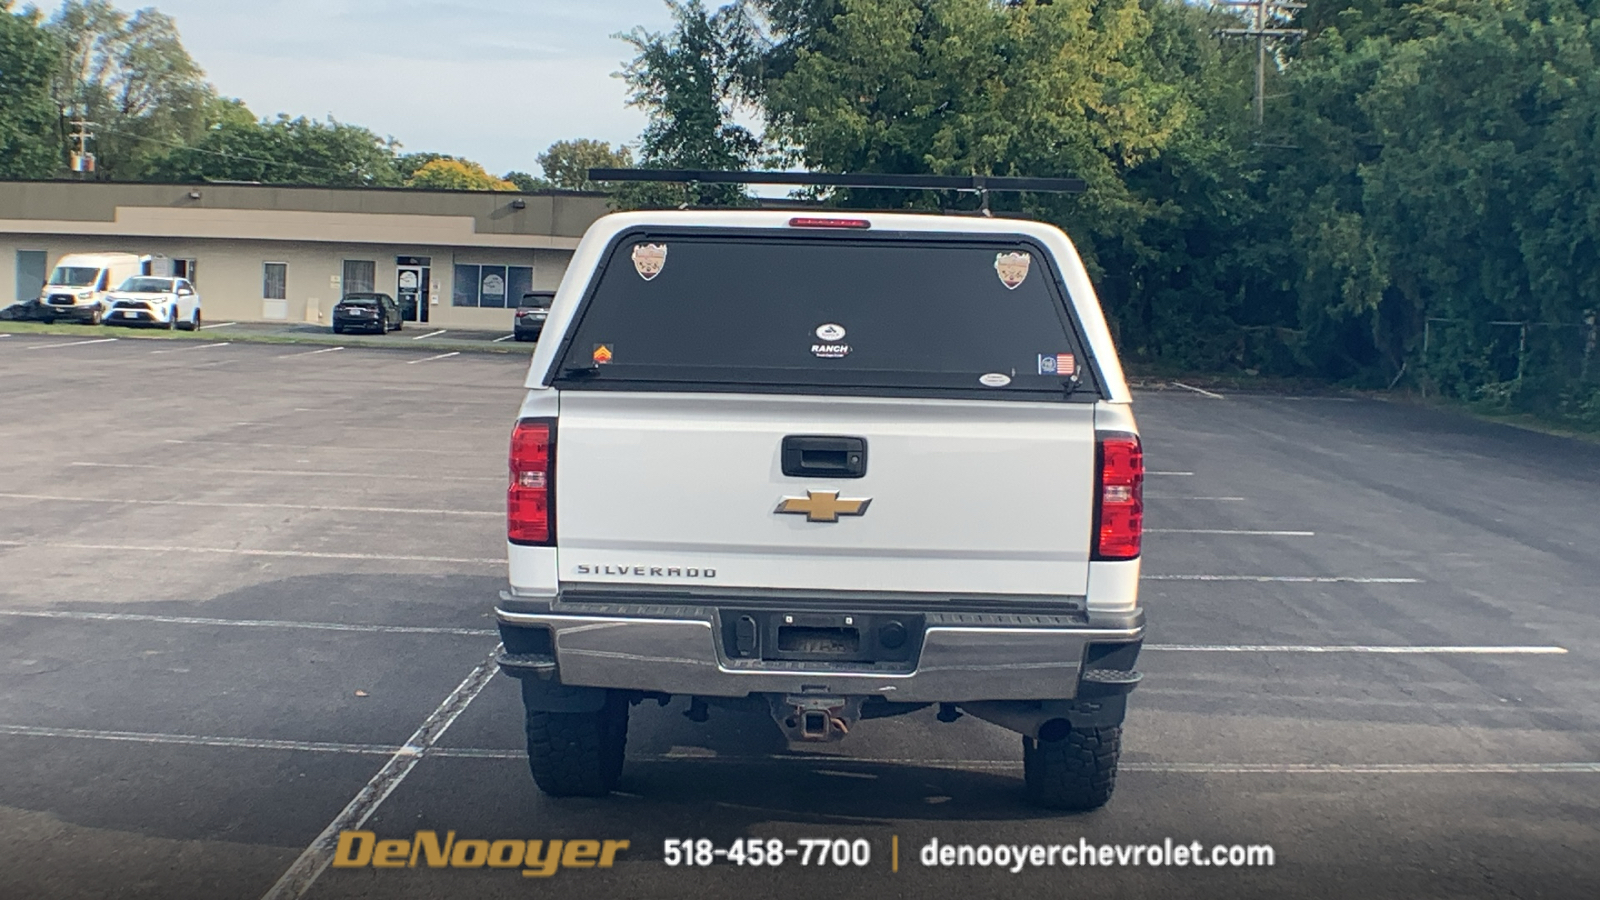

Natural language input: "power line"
[1218,0,1307,126]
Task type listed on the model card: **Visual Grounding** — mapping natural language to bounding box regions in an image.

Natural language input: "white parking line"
[150,341,231,354]
[1171,381,1226,399]
[69,461,499,481]
[407,351,460,364]
[276,346,343,358]
[1146,529,1314,536]
[199,321,236,329]
[0,609,496,636]
[411,329,447,341]
[0,540,500,565]
[260,646,501,900]
[1147,471,1194,476]
[0,492,497,516]
[492,334,514,342]
[1147,496,1246,501]
[1145,644,1568,654]
[161,438,478,456]
[25,338,117,350]
[5,725,1595,776]
[1144,574,1422,583]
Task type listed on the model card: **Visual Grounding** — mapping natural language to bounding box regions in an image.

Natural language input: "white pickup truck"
[496,209,1145,810]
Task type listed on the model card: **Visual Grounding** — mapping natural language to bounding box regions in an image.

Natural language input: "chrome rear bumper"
[495,607,1142,703]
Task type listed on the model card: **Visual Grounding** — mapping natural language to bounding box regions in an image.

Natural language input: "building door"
[15,250,46,303]
[396,256,431,323]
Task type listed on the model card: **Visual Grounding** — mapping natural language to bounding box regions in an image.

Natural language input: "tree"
[0,1,61,178]
[537,139,634,190]
[147,107,403,186]
[47,0,214,179]
[502,170,549,192]
[405,157,515,191]
[616,0,761,206]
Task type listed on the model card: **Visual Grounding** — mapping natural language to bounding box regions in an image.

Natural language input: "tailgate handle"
[782,436,867,479]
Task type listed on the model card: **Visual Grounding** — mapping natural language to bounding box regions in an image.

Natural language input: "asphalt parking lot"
[1,335,1597,900]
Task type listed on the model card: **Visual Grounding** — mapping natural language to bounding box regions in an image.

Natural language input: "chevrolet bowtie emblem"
[775,490,872,523]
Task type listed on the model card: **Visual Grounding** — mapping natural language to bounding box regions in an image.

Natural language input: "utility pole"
[66,107,97,176]
[1219,0,1307,126]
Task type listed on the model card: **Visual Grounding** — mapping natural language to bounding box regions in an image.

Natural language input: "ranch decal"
[994,252,1031,290]
[332,831,630,878]
[631,243,667,280]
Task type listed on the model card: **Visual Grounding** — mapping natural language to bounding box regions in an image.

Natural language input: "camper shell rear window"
[547,229,1102,402]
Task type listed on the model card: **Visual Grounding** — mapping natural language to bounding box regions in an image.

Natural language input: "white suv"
[496,209,1145,810]
[104,276,203,330]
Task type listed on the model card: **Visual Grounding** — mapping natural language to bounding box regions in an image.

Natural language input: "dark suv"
[513,291,554,342]
[333,293,402,334]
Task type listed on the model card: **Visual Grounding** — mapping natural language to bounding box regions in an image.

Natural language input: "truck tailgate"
[554,392,1096,595]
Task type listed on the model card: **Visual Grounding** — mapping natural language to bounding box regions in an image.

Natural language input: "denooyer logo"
[332,831,630,878]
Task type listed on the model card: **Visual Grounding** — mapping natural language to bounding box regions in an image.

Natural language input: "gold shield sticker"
[994,252,1031,290]
[631,243,667,281]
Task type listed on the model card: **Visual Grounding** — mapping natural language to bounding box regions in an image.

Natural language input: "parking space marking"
[0,724,397,756]
[492,334,514,342]
[0,540,500,565]
[260,645,501,900]
[25,338,117,350]
[1147,496,1246,501]
[69,461,499,481]
[0,609,496,636]
[276,346,343,358]
[407,351,460,364]
[1147,471,1194,476]
[6,725,1595,776]
[150,342,231,354]
[1146,529,1314,536]
[0,492,497,516]
[198,321,236,329]
[1145,643,1568,654]
[411,329,447,340]
[161,438,478,456]
[1144,574,1422,583]
[1171,381,1226,399]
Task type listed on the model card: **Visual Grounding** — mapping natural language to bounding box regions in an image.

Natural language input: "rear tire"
[524,692,628,797]
[332,324,345,335]
[1022,725,1121,811]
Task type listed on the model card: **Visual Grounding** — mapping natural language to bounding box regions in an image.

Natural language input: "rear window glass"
[340,297,379,306]
[521,292,554,309]
[552,233,1094,398]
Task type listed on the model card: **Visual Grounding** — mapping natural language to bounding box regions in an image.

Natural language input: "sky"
[101,0,684,176]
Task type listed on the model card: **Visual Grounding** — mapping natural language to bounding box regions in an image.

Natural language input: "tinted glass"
[117,277,175,293]
[521,292,554,309]
[48,266,101,287]
[340,297,379,306]
[554,234,1091,398]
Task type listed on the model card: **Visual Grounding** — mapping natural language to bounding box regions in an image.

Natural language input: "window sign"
[480,266,508,308]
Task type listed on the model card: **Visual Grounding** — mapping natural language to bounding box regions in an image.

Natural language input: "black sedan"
[514,291,554,342]
[332,293,403,334]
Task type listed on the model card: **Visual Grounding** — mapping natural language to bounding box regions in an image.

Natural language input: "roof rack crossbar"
[586,168,1086,194]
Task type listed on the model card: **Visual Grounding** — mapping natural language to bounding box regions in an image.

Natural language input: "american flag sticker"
[1037,353,1077,376]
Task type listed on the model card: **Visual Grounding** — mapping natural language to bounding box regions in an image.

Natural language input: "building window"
[342,259,376,296]
[175,258,198,284]
[263,262,287,300]
[453,264,532,308]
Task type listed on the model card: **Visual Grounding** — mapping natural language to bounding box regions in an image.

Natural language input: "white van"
[38,253,147,325]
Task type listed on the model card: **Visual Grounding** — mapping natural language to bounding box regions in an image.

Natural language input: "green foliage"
[0,1,61,178]
[47,0,213,179]
[616,0,761,207]
[537,139,634,191]
[147,109,403,186]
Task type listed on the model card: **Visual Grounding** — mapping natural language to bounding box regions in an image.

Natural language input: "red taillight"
[509,418,555,545]
[788,216,871,229]
[1093,432,1143,560]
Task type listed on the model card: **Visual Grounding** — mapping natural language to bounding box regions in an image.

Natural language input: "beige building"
[0,181,611,329]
